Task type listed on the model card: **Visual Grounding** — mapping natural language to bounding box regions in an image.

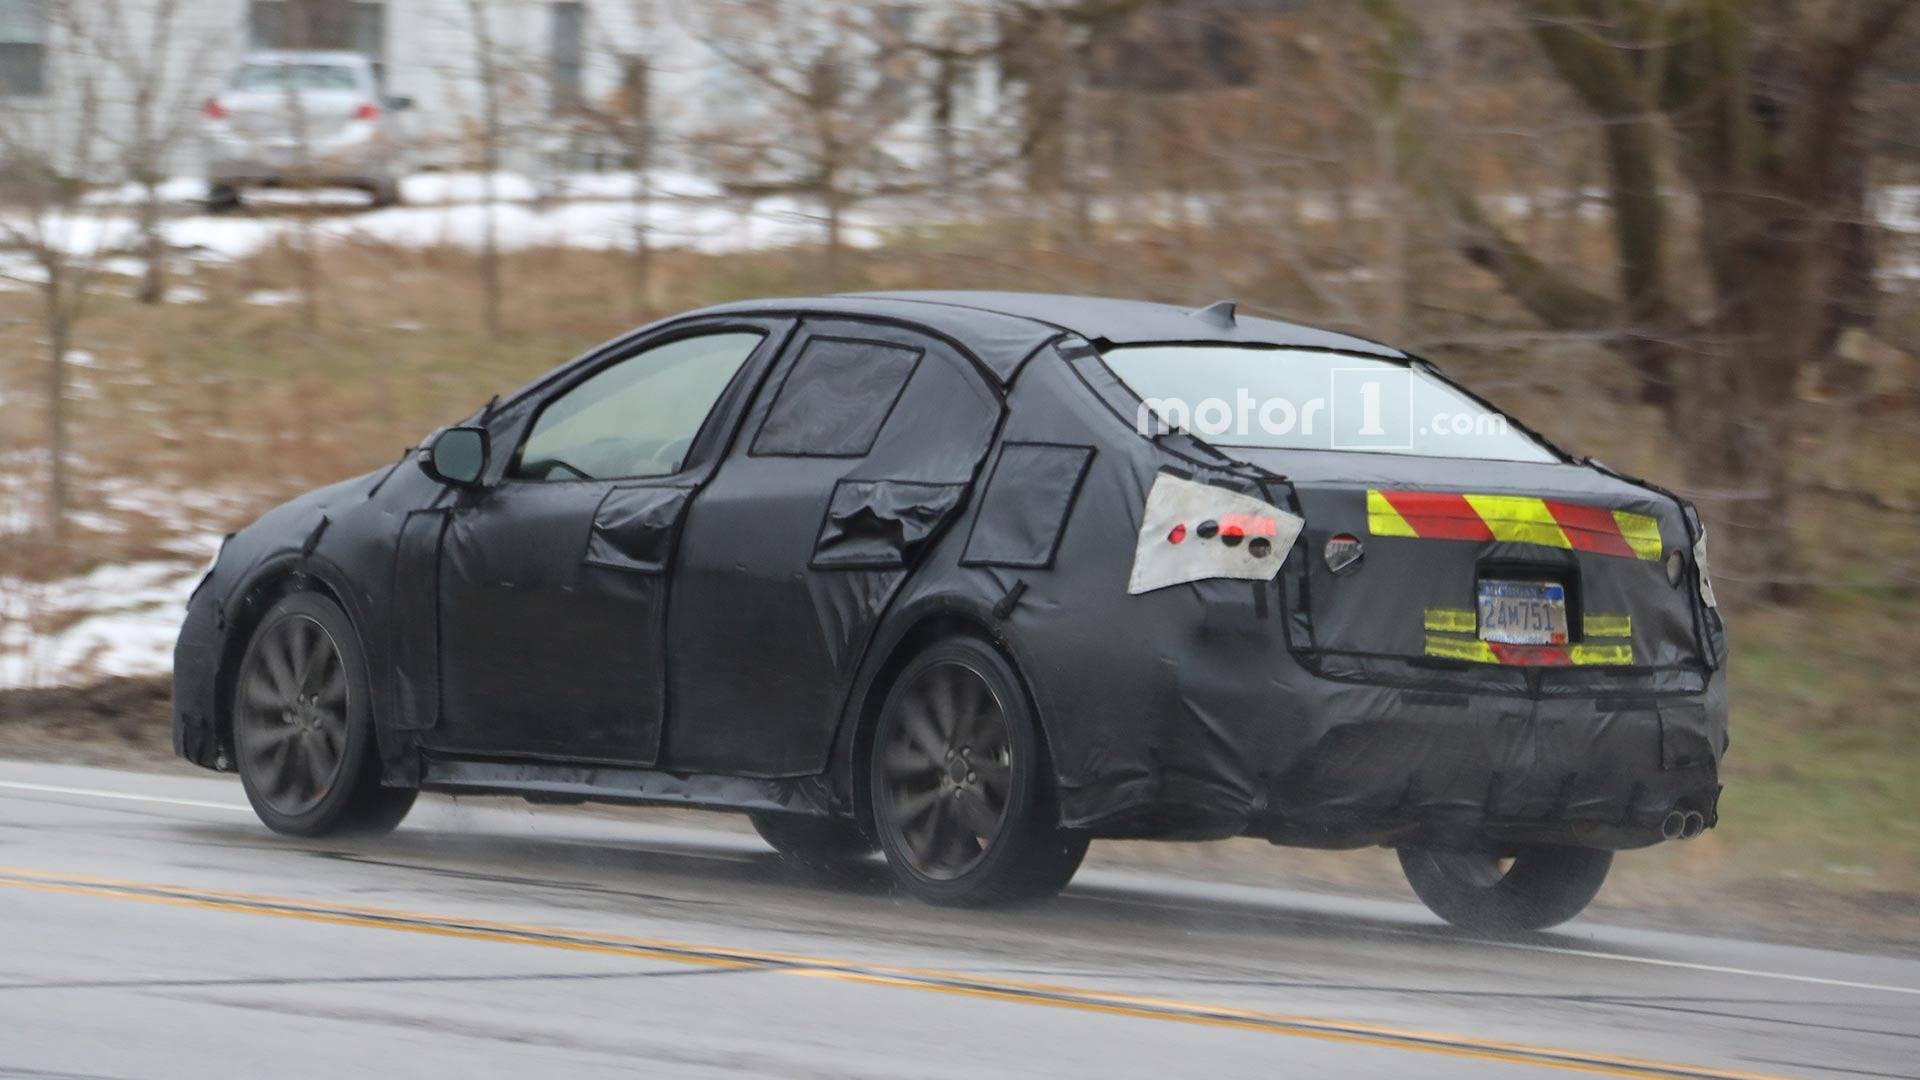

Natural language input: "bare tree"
[688,0,977,284]
[570,46,659,315]
[1391,0,1919,595]
[462,0,507,337]
[0,0,109,540]
[67,0,218,304]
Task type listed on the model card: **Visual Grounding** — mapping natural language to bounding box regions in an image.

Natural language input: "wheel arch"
[832,596,1064,836]
[212,555,376,766]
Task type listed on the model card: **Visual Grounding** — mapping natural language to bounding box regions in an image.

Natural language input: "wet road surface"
[0,760,1913,1079]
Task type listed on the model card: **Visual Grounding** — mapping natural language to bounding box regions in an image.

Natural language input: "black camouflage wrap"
[175,291,1726,851]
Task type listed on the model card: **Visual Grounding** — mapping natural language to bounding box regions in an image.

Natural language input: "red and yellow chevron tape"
[1368,490,1663,561]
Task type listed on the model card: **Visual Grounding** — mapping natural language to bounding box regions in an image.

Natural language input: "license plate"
[1477,580,1568,645]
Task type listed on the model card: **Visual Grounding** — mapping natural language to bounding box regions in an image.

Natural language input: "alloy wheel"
[878,661,1014,880]
[235,614,350,817]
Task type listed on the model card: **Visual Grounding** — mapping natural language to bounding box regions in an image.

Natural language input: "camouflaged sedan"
[173,292,1727,929]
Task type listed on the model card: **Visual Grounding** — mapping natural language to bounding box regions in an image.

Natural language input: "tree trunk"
[823,188,844,287]
[1673,189,1838,601]
[630,171,654,319]
[480,172,502,337]
[43,275,71,542]
[136,180,167,304]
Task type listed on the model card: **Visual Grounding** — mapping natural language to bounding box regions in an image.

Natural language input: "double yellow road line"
[0,866,1784,1080]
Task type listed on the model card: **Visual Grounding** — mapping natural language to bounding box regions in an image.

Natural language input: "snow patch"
[0,540,220,689]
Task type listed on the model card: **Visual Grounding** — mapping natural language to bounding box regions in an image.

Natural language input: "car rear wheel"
[1398,844,1612,933]
[749,812,875,875]
[232,592,415,837]
[870,637,1087,907]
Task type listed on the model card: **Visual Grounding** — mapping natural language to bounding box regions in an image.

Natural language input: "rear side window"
[751,336,921,457]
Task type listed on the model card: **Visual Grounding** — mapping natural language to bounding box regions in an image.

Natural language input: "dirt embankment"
[0,675,182,770]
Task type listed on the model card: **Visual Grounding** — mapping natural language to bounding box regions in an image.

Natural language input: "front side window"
[513,331,765,482]
[1101,345,1559,463]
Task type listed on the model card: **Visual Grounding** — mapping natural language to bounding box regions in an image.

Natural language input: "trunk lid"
[1241,449,1710,676]
[220,89,367,144]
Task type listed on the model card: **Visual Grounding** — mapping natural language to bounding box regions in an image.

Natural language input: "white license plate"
[1477,580,1568,645]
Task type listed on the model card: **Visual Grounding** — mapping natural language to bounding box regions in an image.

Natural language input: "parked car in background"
[201,51,410,210]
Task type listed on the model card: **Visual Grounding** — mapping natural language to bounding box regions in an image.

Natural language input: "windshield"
[231,63,363,92]
[1100,344,1559,462]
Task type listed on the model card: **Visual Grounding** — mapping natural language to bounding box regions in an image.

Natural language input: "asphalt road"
[0,760,1912,1079]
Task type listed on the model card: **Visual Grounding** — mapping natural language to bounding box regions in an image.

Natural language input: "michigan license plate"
[1477,580,1568,645]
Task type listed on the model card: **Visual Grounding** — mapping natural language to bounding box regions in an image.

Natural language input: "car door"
[430,323,785,764]
[664,318,1003,776]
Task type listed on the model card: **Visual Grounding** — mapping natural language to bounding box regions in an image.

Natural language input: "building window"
[247,0,285,49]
[248,1,386,88]
[550,1,585,114]
[0,0,46,97]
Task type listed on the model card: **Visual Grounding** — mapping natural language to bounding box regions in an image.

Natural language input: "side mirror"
[421,426,490,488]
[386,95,414,111]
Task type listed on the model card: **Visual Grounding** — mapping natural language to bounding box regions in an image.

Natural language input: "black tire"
[1398,845,1612,933]
[749,811,875,875]
[231,592,416,838]
[869,636,1087,907]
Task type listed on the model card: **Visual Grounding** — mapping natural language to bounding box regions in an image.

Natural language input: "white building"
[0,0,1007,184]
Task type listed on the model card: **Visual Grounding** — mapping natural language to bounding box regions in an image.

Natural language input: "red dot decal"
[1167,524,1187,544]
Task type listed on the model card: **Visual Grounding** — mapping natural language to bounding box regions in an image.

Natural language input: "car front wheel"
[1398,844,1612,933]
[869,636,1087,907]
[232,591,416,837]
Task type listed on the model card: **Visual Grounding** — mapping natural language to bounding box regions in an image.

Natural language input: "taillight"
[1128,473,1304,595]
[202,98,227,120]
[354,102,381,121]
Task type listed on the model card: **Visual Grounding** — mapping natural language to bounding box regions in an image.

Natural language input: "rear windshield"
[1100,345,1559,462]
[231,63,363,92]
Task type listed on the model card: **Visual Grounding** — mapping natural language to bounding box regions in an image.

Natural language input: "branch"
[1517,0,1672,322]
[1441,180,1622,332]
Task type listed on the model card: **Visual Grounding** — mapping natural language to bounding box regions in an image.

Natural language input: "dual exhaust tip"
[1661,809,1706,841]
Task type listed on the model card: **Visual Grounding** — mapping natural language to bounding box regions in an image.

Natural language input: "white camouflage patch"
[1127,473,1305,595]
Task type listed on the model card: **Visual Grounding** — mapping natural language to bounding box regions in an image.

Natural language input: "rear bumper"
[1062,672,1726,852]
[205,138,392,188]
[1248,692,1724,850]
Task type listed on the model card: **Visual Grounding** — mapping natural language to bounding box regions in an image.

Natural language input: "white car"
[201,50,410,209]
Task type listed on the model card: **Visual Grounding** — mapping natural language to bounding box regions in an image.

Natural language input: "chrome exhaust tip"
[1660,810,1687,841]
[1680,811,1706,840]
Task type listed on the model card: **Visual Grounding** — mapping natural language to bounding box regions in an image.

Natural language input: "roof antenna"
[1190,300,1237,328]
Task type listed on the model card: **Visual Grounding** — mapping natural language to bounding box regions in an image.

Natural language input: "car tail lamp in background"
[354,102,381,121]
[1128,473,1305,595]
[202,98,227,120]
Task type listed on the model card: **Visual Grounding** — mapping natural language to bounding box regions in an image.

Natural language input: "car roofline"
[836,290,1407,358]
